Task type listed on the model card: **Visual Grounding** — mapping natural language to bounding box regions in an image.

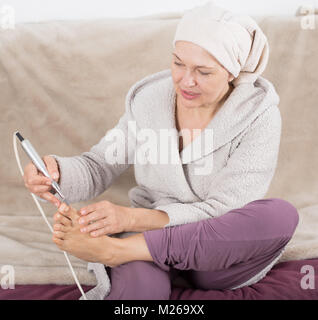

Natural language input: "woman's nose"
[181,71,197,87]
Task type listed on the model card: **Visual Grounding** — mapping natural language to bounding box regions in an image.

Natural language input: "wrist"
[124,207,169,232]
[124,207,136,232]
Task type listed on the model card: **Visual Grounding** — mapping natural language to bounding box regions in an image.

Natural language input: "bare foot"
[52,203,121,267]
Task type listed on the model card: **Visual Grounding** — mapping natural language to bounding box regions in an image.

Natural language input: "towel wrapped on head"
[173,1,269,87]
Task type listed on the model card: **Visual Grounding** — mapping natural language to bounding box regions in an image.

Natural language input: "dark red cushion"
[171,258,318,300]
[0,258,317,300]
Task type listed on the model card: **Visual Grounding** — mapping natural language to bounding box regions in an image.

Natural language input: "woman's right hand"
[23,155,61,207]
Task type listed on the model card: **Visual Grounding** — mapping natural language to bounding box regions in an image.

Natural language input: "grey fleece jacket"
[49,69,282,299]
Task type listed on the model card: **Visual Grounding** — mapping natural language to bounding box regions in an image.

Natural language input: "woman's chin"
[182,101,201,109]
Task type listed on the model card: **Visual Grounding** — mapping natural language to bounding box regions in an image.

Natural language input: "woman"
[23,3,299,300]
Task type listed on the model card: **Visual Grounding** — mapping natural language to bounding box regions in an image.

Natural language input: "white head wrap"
[173,1,269,87]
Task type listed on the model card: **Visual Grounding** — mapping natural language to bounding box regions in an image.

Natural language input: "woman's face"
[171,41,234,110]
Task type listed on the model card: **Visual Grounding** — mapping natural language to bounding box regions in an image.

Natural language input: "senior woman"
[24,3,299,300]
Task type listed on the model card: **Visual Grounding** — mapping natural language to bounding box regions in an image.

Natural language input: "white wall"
[1,0,317,23]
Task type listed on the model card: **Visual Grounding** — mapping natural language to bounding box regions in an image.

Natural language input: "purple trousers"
[105,198,299,300]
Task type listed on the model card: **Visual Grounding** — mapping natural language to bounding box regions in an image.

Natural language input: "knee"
[258,198,299,239]
[126,261,171,299]
[110,261,171,300]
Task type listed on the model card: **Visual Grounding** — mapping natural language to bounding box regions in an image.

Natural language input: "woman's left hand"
[78,200,132,237]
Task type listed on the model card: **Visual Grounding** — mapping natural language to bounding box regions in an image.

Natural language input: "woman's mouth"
[180,89,201,100]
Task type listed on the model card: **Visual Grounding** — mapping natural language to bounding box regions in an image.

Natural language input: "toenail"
[59,203,68,212]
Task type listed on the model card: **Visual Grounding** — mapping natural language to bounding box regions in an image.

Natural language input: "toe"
[53,230,65,239]
[68,206,81,223]
[52,236,64,247]
[53,223,69,233]
[58,203,79,225]
[58,202,69,213]
[54,212,72,227]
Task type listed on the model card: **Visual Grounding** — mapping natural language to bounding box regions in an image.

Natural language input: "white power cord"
[13,132,88,300]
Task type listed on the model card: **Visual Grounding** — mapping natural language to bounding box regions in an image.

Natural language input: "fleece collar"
[125,69,280,165]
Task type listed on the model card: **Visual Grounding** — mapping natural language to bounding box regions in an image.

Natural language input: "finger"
[80,218,108,233]
[79,203,100,215]
[90,227,111,237]
[78,210,105,225]
[24,163,51,186]
[53,223,68,232]
[43,155,59,182]
[23,162,38,183]
[28,185,52,194]
[39,192,61,207]
[54,212,72,226]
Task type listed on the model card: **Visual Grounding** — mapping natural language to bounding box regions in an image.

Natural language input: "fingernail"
[46,181,51,186]
[54,202,59,208]
[79,219,84,224]
[80,210,86,215]
[81,228,86,232]
[52,173,58,180]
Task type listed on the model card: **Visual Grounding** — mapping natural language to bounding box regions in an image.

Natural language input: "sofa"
[0,7,318,299]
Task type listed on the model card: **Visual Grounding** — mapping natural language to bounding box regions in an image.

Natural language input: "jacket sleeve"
[155,105,282,228]
[48,108,136,204]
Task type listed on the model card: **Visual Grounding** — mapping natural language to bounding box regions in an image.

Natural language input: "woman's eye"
[199,71,211,76]
[174,62,211,76]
